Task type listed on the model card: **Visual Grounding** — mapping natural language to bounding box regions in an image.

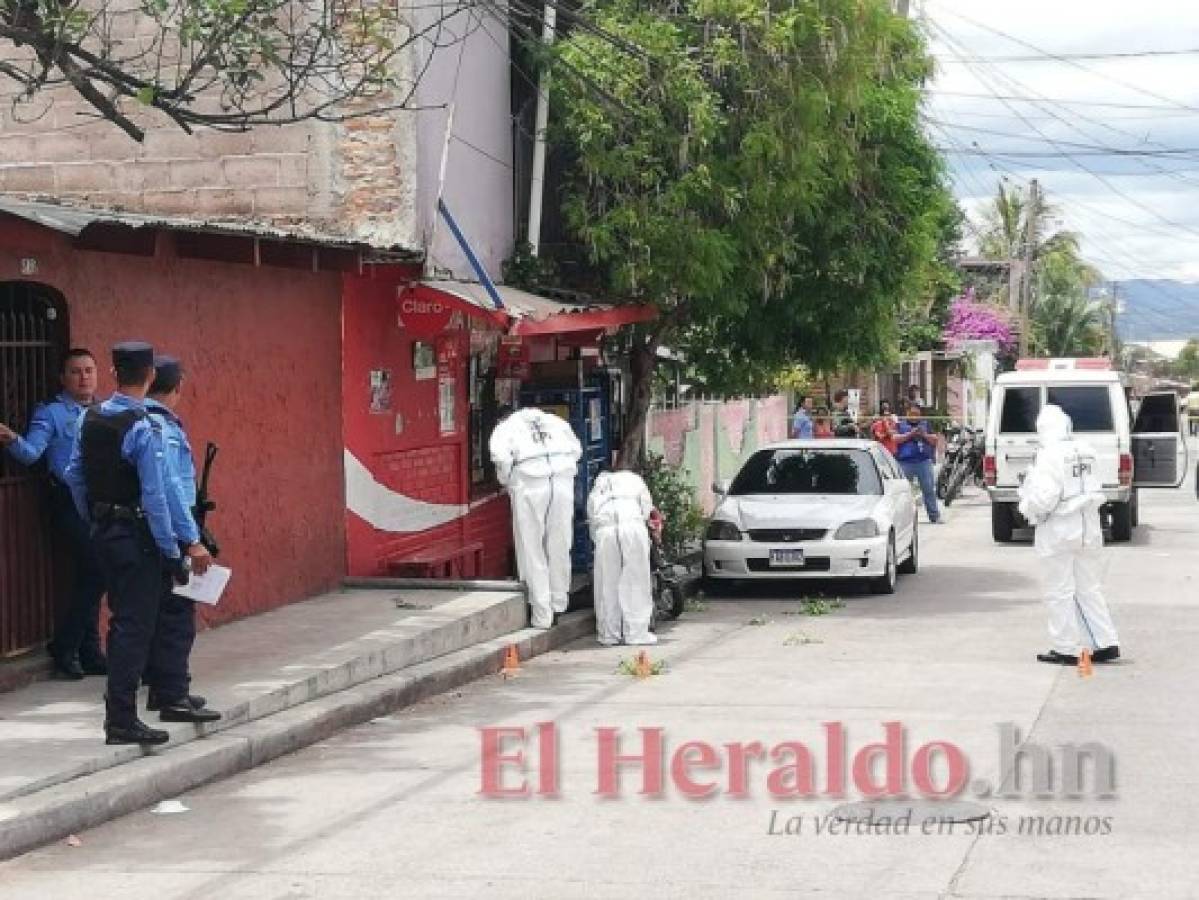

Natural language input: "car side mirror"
[712,480,730,496]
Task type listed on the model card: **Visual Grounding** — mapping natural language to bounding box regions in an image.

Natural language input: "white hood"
[1036,404,1073,445]
[719,494,881,530]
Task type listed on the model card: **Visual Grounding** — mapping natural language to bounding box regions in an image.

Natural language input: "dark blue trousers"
[144,590,197,704]
[93,519,170,728]
[47,484,106,665]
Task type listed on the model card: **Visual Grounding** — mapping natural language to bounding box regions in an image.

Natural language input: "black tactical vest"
[80,408,146,505]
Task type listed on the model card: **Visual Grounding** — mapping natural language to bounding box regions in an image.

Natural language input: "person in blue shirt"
[143,356,220,723]
[791,394,815,439]
[64,341,211,746]
[894,402,942,524]
[0,348,106,679]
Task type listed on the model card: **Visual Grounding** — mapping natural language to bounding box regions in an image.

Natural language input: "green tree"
[1174,338,1199,380]
[550,0,951,462]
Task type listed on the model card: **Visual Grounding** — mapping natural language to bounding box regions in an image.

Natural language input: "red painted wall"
[0,217,347,627]
[341,268,514,577]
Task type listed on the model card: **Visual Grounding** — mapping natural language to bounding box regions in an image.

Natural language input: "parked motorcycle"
[936,425,985,506]
[648,509,686,629]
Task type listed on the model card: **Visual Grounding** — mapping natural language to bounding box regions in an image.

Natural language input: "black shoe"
[80,655,108,676]
[159,702,222,724]
[1036,650,1079,666]
[106,719,170,745]
[1093,645,1121,663]
[50,654,85,680]
[147,692,207,712]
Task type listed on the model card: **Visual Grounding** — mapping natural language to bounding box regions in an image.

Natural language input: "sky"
[920,0,1199,300]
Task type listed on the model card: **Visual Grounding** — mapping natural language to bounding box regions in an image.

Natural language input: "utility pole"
[526,0,557,256]
[1019,178,1040,356]
[895,0,910,15]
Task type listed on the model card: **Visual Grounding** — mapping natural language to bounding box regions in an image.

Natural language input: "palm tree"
[1032,292,1107,356]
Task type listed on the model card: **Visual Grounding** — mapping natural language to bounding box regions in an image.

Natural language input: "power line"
[924,90,1199,112]
[935,48,1199,63]
[927,2,1199,112]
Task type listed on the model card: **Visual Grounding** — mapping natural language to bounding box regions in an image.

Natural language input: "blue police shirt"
[791,409,814,440]
[895,419,936,463]
[145,398,201,546]
[63,393,181,559]
[4,392,92,482]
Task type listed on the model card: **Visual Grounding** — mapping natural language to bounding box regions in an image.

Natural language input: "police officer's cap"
[151,354,184,394]
[111,341,154,370]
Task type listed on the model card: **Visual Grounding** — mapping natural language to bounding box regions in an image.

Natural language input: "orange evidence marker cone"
[633,650,654,679]
[1078,648,1094,678]
[501,645,520,677]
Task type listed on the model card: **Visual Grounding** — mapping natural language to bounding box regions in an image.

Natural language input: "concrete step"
[0,611,593,862]
[0,587,526,807]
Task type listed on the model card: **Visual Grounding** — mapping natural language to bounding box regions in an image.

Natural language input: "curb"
[0,609,594,862]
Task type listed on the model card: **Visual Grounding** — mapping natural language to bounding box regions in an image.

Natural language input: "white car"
[702,440,918,594]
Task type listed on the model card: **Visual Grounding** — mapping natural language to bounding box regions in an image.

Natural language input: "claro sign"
[396,287,456,337]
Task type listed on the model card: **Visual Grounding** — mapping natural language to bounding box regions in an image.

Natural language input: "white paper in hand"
[175,564,232,606]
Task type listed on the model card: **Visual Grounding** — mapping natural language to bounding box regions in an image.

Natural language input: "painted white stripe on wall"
[343,449,467,532]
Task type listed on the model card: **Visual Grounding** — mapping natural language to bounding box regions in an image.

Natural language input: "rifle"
[194,442,220,557]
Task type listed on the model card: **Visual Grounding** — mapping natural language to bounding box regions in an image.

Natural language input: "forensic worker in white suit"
[490,406,582,628]
[1017,404,1121,666]
[587,467,657,646]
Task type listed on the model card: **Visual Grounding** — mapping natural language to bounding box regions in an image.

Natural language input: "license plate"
[769,549,805,567]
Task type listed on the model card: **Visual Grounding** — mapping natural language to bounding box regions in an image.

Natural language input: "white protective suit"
[1017,404,1120,656]
[490,408,583,628]
[587,470,657,646]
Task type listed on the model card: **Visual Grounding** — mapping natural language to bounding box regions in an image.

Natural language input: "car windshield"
[729,448,882,496]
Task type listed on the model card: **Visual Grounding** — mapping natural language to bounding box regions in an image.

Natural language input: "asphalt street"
[2,474,1197,899]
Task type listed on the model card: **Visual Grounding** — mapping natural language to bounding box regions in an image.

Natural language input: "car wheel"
[870,534,897,594]
[1131,489,1140,527]
[897,524,918,575]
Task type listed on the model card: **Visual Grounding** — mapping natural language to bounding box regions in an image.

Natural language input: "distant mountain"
[1114,280,1199,342]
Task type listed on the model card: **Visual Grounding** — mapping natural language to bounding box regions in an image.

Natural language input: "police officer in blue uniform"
[64,342,210,745]
[0,348,107,679]
[143,355,220,723]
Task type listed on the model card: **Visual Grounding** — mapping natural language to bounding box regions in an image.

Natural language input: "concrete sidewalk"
[0,583,594,860]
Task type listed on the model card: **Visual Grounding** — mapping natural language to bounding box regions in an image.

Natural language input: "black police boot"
[105,719,170,746]
[1036,650,1079,666]
[47,645,85,681]
[1093,645,1121,663]
[158,700,222,723]
[147,691,207,712]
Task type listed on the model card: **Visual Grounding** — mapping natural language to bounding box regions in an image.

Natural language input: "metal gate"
[0,282,67,657]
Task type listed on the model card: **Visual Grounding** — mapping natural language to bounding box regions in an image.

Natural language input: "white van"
[984,358,1190,542]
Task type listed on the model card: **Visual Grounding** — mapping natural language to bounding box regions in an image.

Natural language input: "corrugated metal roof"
[0,195,421,255]
[422,279,610,321]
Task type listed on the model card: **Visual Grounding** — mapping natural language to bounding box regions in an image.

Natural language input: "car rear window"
[730,449,882,496]
[1133,393,1180,432]
[1000,387,1041,433]
[1047,386,1114,432]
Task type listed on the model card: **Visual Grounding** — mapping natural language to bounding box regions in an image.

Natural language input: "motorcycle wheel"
[943,459,970,506]
[655,583,685,622]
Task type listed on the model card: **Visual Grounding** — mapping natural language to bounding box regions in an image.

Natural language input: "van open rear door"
[1132,392,1189,488]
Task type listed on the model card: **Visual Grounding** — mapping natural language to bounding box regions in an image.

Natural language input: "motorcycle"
[648,509,686,629]
[936,425,985,506]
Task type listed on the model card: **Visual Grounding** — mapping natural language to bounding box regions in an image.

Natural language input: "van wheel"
[1110,501,1133,542]
[1130,489,1139,527]
[991,502,1015,543]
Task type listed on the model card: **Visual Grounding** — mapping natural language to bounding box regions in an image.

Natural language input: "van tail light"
[983,454,997,487]
[1119,453,1133,487]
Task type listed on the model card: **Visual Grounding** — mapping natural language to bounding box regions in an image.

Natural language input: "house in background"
[0,8,651,661]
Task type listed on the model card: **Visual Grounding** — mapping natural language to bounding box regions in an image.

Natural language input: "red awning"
[509,303,657,337]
